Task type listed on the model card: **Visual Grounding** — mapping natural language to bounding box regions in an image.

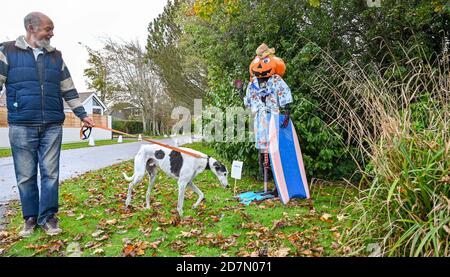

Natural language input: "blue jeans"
[9,124,63,225]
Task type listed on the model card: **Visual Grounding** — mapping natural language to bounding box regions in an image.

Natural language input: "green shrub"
[314,46,449,256]
[112,119,143,134]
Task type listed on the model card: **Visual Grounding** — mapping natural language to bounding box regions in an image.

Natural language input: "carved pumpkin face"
[249,55,286,79]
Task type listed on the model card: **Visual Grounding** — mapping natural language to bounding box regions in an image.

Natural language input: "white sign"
[231,161,243,180]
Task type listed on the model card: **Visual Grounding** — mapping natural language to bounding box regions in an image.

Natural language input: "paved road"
[0,136,193,203]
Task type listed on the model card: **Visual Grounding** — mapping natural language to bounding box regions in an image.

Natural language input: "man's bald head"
[23,12,54,49]
[24,12,52,31]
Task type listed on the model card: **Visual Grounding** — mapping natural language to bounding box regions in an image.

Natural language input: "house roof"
[0,91,107,111]
[63,91,102,110]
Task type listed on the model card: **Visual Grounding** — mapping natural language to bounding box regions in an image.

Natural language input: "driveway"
[0,136,194,203]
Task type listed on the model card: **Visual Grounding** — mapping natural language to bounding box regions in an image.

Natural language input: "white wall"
[0,116,112,148]
[0,128,9,148]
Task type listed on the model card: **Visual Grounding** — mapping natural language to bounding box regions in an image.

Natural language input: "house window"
[93,108,102,115]
[93,98,102,107]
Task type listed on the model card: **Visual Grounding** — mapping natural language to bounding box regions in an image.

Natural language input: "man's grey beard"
[35,39,50,48]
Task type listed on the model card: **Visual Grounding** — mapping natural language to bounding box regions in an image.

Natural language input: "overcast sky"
[0,0,168,92]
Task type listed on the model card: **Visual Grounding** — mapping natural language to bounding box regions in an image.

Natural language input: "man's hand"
[281,107,290,129]
[281,113,289,128]
[82,116,95,128]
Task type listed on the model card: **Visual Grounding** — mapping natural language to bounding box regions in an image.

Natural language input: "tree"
[90,38,169,135]
[83,44,117,104]
[146,0,207,110]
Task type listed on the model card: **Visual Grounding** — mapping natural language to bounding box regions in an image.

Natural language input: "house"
[0,91,112,147]
[64,92,107,116]
[108,102,141,120]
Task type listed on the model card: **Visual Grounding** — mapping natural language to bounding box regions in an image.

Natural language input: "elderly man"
[0,12,94,237]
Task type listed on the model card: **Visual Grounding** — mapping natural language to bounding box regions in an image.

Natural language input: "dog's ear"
[213,161,227,173]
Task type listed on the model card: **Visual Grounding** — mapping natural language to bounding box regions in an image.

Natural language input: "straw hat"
[256,43,275,58]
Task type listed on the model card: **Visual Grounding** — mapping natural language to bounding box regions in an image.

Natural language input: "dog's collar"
[205,156,211,170]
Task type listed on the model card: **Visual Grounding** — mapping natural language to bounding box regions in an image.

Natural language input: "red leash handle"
[80,125,205,159]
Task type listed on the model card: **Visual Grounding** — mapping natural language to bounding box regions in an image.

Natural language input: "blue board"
[268,114,310,204]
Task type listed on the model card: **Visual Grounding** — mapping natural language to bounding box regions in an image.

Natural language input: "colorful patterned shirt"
[244,75,293,149]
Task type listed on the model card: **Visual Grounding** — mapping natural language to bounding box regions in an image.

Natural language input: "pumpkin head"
[249,55,286,79]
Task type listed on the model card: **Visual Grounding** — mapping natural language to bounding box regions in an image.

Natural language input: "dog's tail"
[122,144,154,184]
[122,172,134,182]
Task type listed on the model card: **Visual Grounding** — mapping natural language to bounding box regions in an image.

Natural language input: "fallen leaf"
[122,245,135,257]
[93,248,105,255]
[66,210,76,217]
[149,237,165,249]
[95,235,109,241]
[271,219,289,230]
[48,240,65,254]
[85,241,95,249]
[313,247,324,253]
[336,214,346,221]
[0,231,9,239]
[331,242,340,249]
[91,230,104,238]
[182,254,196,257]
[178,231,191,238]
[76,214,85,221]
[443,224,450,235]
[320,213,333,222]
[66,242,82,257]
[105,219,117,225]
[73,233,84,241]
[271,247,290,257]
[138,228,152,237]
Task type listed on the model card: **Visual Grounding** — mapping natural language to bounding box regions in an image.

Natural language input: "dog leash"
[80,125,205,159]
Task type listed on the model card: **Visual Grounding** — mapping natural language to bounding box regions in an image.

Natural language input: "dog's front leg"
[189,182,204,209]
[177,181,189,217]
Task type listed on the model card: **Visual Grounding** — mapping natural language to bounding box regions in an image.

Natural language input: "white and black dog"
[123,144,228,216]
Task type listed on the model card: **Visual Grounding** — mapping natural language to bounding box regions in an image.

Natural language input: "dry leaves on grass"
[65,242,83,257]
[122,240,150,257]
[26,240,66,256]
[269,246,290,257]
[196,232,238,250]
[176,229,202,238]
[320,213,333,222]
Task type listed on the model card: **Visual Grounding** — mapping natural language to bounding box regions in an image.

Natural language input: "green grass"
[0,139,136,158]
[0,142,357,257]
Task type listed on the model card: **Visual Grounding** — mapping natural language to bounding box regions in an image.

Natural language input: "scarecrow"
[240,43,293,195]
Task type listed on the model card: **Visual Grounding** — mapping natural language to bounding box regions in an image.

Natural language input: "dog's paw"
[192,198,204,209]
[177,208,184,218]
